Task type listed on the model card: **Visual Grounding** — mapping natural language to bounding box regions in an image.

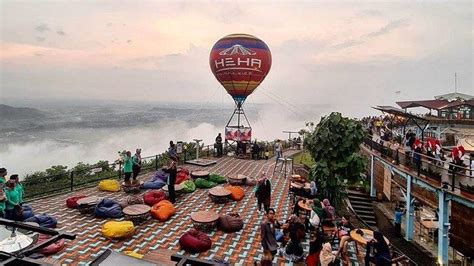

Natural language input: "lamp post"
[193,139,202,160]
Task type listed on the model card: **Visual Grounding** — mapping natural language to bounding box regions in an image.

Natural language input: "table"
[122,181,143,193]
[350,229,390,246]
[142,249,176,265]
[162,183,184,193]
[420,219,438,242]
[190,211,219,232]
[209,186,231,203]
[291,182,310,190]
[123,204,151,225]
[77,196,102,214]
[228,174,247,185]
[191,170,210,179]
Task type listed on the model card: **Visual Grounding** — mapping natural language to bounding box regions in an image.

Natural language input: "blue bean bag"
[25,214,57,228]
[142,179,166,189]
[22,204,35,220]
[94,198,123,218]
[152,169,169,182]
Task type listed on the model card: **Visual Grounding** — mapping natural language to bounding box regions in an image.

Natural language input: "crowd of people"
[0,168,25,220]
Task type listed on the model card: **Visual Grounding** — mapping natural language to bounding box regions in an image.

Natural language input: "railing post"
[118,161,122,180]
[70,171,74,192]
[405,174,414,241]
[370,155,376,198]
[417,157,421,177]
[452,169,455,192]
[437,189,450,265]
[155,155,158,170]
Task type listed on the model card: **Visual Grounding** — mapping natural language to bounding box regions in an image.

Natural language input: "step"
[358,214,376,221]
[366,220,377,226]
[346,189,369,197]
[347,195,371,202]
[355,209,375,215]
[350,200,373,207]
[351,204,373,211]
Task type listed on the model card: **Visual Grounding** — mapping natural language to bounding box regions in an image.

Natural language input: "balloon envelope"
[210,33,272,104]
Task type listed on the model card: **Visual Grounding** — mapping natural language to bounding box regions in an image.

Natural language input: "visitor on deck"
[256,172,272,212]
[283,215,305,262]
[394,205,406,237]
[322,199,336,226]
[163,160,177,203]
[309,180,317,198]
[260,208,281,261]
[252,140,260,160]
[310,199,324,230]
[215,133,223,157]
[365,231,391,266]
[0,168,7,187]
[121,151,133,184]
[335,216,355,263]
[9,174,24,205]
[132,148,142,181]
[275,139,283,162]
[320,242,340,266]
[168,141,178,162]
[4,180,21,221]
[306,231,324,266]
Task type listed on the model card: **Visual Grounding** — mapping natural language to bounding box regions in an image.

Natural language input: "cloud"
[57,30,66,36]
[366,19,409,38]
[35,37,46,42]
[357,9,383,17]
[127,39,132,44]
[35,23,50,32]
[332,39,365,49]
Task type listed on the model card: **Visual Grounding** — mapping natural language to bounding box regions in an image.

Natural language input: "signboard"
[383,167,392,201]
[225,127,251,142]
[176,141,183,154]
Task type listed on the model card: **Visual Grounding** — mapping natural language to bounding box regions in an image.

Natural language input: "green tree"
[305,112,366,208]
[44,165,68,181]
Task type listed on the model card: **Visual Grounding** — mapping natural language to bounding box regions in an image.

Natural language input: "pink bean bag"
[179,229,212,253]
[143,190,166,206]
[66,195,87,209]
[38,234,65,255]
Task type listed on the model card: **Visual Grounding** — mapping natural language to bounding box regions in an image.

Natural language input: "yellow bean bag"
[101,221,134,239]
[99,179,121,192]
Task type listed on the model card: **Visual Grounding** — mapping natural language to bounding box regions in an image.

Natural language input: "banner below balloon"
[210,33,272,105]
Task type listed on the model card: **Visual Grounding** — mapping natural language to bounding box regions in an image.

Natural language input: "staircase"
[347,189,377,227]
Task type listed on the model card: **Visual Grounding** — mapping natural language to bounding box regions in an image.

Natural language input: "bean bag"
[66,195,87,209]
[120,195,144,208]
[218,213,244,233]
[143,190,166,206]
[38,234,65,255]
[150,200,176,222]
[194,178,217,189]
[94,198,123,218]
[225,185,245,201]
[176,172,189,185]
[181,180,196,193]
[98,179,121,192]
[101,221,135,239]
[179,228,212,253]
[142,179,166,189]
[22,204,35,220]
[25,214,57,228]
[209,174,227,184]
[152,169,169,182]
[178,167,190,176]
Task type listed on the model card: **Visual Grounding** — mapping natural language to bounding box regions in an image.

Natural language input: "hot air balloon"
[209,33,272,146]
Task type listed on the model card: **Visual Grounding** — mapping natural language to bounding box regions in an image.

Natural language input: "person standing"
[215,133,223,157]
[256,172,272,212]
[9,174,24,205]
[260,208,281,261]
[0,168,7,218]
[394,206,405,237]
[168,141,178,162]
[163,160,177,203]
[132,149,142,182]
[365,231,391,266]
[4,180,21,221]
[275,140,283,162]
[122,151,133,184]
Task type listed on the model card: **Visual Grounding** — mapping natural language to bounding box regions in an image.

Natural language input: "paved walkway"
[29,151,301,265]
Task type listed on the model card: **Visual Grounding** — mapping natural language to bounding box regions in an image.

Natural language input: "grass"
[292,151,315,168]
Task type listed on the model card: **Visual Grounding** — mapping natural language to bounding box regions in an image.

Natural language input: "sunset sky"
[1,0,472,116]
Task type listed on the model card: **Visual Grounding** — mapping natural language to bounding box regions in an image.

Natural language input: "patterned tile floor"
[28,151,359,265]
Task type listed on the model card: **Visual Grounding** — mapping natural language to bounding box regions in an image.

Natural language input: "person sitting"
[335,216,354,263]
[319,242,340,266]
[365,231,391,266]
[307,180,317,198]
[322,199,336,225]
[306,231,324,266]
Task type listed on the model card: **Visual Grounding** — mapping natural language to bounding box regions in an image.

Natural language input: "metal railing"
[363,137,473,193]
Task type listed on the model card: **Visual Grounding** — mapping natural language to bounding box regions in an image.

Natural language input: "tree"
[305,112,366,208]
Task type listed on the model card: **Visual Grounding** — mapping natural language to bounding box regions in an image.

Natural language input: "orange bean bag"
[225,185,245,201]
[143,190,166,206]
[150,200,176,222]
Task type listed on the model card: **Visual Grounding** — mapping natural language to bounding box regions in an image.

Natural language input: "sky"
[1,0,473,117]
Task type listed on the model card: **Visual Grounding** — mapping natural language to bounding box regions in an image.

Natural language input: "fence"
[363,137,473,193]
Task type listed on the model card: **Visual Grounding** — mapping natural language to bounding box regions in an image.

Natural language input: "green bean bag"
[194,178,217,189]
[209,174,227,184]
[181,180,196,193]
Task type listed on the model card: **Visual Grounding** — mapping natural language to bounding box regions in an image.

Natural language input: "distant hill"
[0,104,46,120]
